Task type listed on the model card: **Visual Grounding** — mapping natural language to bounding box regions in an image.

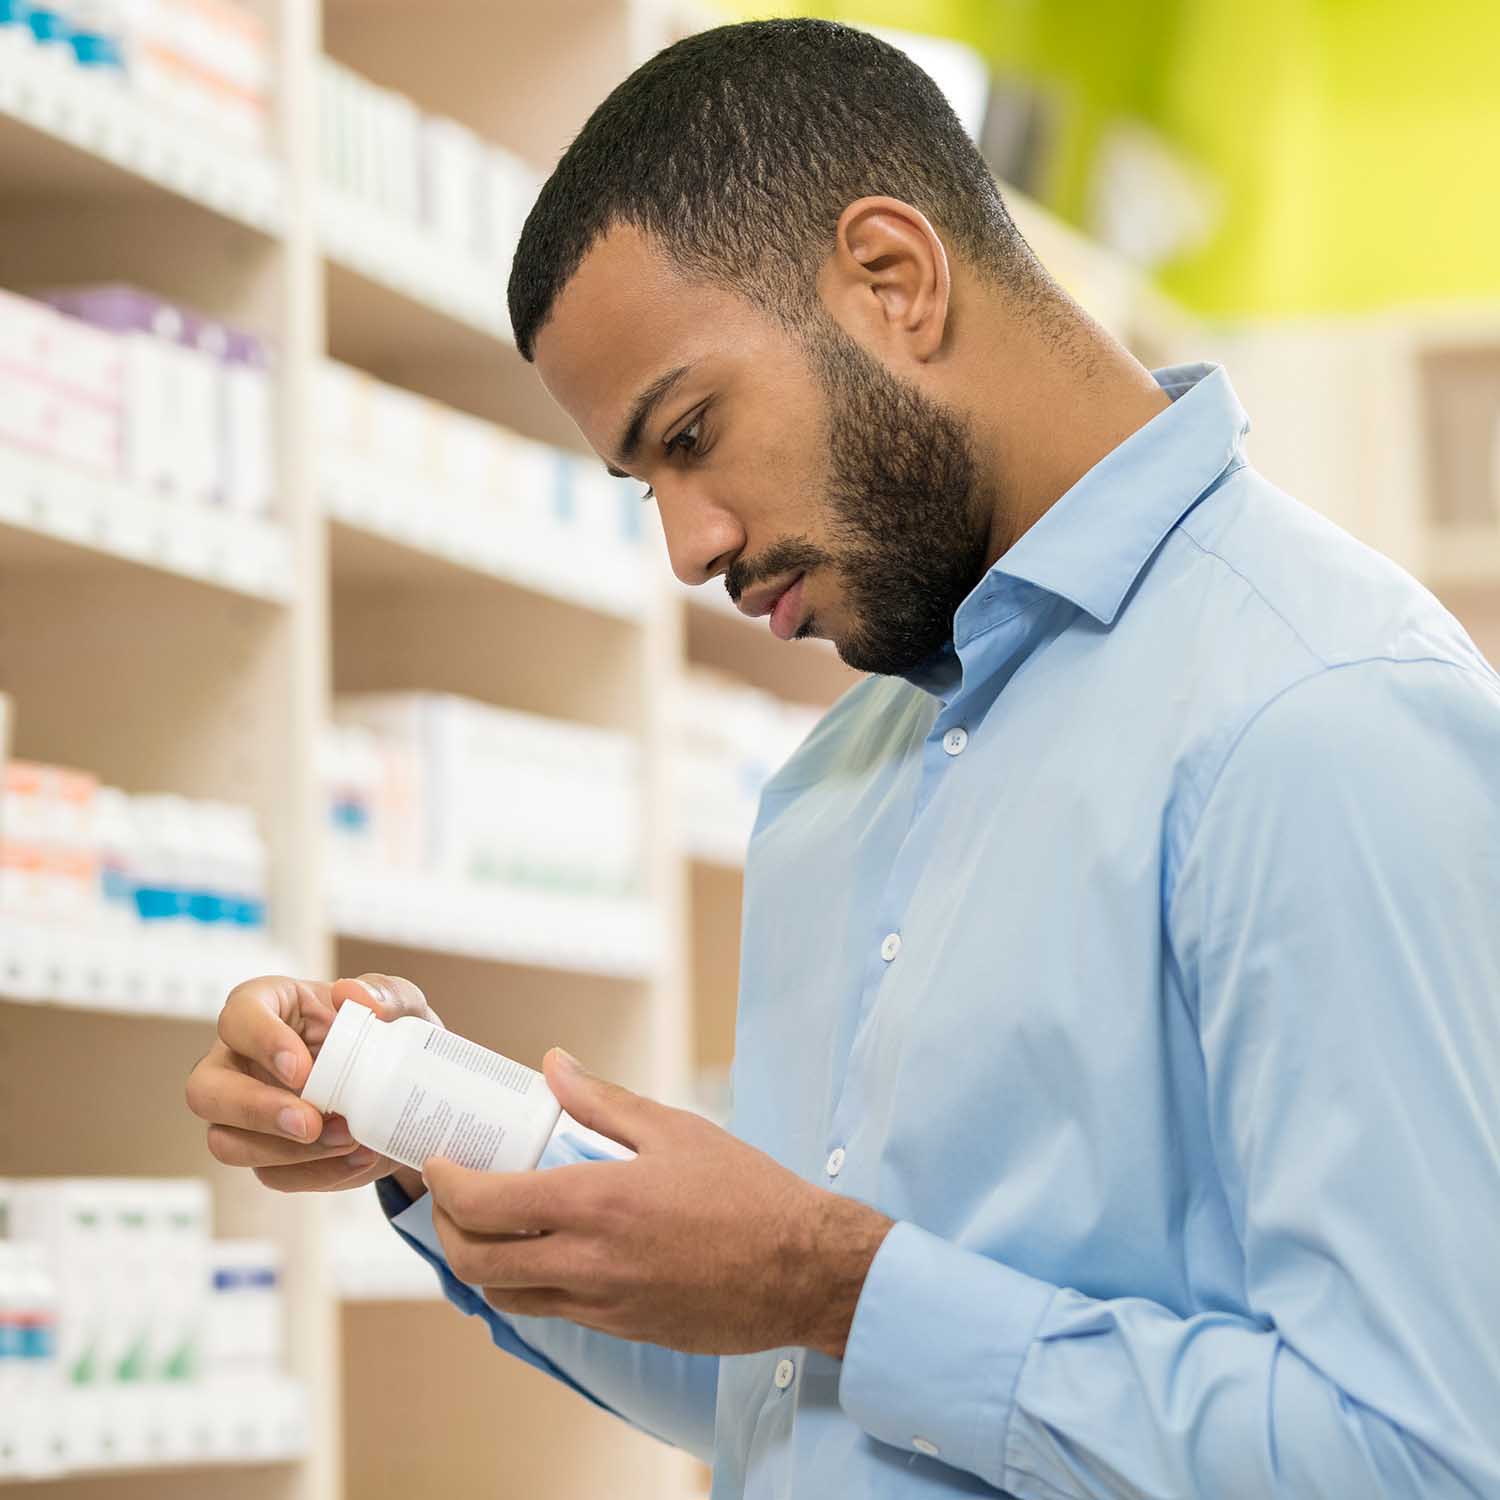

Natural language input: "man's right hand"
[185,971,440,1199]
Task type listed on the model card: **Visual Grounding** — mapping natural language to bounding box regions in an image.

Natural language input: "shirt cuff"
[838,1221,1058,1482]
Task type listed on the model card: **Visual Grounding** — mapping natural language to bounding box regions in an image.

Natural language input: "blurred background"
[0,2,1495,1498]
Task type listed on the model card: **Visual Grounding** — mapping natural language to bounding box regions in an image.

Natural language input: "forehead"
[532,224,771,457]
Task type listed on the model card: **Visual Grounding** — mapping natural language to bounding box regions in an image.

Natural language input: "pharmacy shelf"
[319,185,508,343]
[0,9,1217,1500]
[324,468,647,621]
[0,1379,309,1483]
[327,869,660,981]
[0,32,283,236]
[0,921,296,1019]
[0,447,293,602]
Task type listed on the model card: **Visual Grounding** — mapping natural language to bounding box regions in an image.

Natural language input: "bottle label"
[423,1028,539,1094]
[386,1086,507,1173]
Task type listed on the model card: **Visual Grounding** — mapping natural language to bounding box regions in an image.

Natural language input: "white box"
[222,358,273,516]
[46,314,126,408]
[0,288,58,371]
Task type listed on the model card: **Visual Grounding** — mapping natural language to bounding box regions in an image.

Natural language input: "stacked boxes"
[327,694,643,898]
[0,761,271,950]
[41,285,275,518]
[118,0,273,149]
[317,358,645,577]
[0,286,125,480]
[0,285,274,517]
[318,58,543,275]
[674,669,824,860]
[0,1,272,148]
[0,1178,298,1477]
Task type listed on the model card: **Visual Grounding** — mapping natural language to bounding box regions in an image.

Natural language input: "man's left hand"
[424,1048,894,1358]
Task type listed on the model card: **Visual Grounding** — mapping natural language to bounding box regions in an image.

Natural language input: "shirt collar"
[949,362,1249,649]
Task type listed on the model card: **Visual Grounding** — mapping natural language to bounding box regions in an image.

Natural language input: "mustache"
[724,537,832,605]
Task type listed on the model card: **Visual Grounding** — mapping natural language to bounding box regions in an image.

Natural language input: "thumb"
[543,1048,662,1153]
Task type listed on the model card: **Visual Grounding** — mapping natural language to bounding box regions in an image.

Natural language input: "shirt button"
[913,1437,940,1457]
[942,726,969,756]
[825,1147,846,1178]
[880,932,902,962]
[773,1358,796,1390]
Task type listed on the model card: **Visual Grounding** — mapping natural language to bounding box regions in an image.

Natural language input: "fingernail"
[347,1148,377,1170]
[553,1048,582,1074]
[278,1106,309,1141]
[352,978,383,1005]
[274,1051,299,1086]
[319,1118,354,1147]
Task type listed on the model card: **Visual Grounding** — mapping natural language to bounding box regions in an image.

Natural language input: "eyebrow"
[605,363,695,478]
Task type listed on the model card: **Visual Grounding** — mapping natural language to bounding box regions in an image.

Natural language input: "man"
[186,19,1500,1499]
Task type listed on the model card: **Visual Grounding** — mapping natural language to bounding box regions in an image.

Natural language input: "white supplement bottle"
[301,1002,563,1174]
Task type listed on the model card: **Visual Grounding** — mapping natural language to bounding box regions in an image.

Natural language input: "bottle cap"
[301,1000,375,1114]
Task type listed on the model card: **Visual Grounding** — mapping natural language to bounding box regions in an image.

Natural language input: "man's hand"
[185,971,440,1198]
[425,1050,894,1358]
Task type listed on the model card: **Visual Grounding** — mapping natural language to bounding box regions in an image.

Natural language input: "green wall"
[711,1,1500,318]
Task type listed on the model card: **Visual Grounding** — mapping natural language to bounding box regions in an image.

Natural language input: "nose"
[654,484,744,588]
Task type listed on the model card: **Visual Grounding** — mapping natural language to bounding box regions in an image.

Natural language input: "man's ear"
[817,195,952,364]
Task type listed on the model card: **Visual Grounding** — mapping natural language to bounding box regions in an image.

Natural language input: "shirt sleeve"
[378,1116,720,1465]
[839,656,1500,1497]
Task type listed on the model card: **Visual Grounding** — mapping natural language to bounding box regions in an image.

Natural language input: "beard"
[726,320,992,677]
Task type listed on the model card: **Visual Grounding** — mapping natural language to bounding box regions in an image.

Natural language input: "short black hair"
[508,17,1041,361]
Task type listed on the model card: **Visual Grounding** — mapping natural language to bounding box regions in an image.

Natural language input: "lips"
[768,574,807,641]
[737,572,799,618]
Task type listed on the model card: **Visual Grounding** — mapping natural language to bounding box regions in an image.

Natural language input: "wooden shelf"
[0,921,294,1019]
[0,1382,309,1485]
[326,498,647,622]
[0,9,1239,1500]
[0,447,292,602]
[328,869,659,981]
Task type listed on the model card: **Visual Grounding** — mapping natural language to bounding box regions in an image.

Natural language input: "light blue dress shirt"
[382,363,1500,1499]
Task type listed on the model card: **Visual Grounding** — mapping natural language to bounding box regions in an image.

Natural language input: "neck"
[967,294,1172,570]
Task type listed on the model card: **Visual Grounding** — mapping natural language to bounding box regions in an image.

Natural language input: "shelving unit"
[8,8,1490,1500]
[0,28,283,234]
[0,8,1203,1497]
[1205,308,1500,597]
[0,446,292,601]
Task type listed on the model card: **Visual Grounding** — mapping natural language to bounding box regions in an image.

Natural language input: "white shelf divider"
[318,184,511,342]
[0,1379,309,1483]
[327,868,659,981]
[0,30,284,234]
[0,920,297,1019]
[0,446,293,602]
[323,456,648,620]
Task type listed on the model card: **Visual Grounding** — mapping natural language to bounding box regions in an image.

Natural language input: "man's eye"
[667,418,702,457]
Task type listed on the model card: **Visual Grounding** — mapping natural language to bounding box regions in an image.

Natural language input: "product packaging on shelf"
[316,357,647,577]
[0,748,276,1012]
[674,668,825,860]
[317,56,545,270]
[330,693,643,897]
[0,0,272,145]
[38,284,276,517]
[0,1176,299,1475]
